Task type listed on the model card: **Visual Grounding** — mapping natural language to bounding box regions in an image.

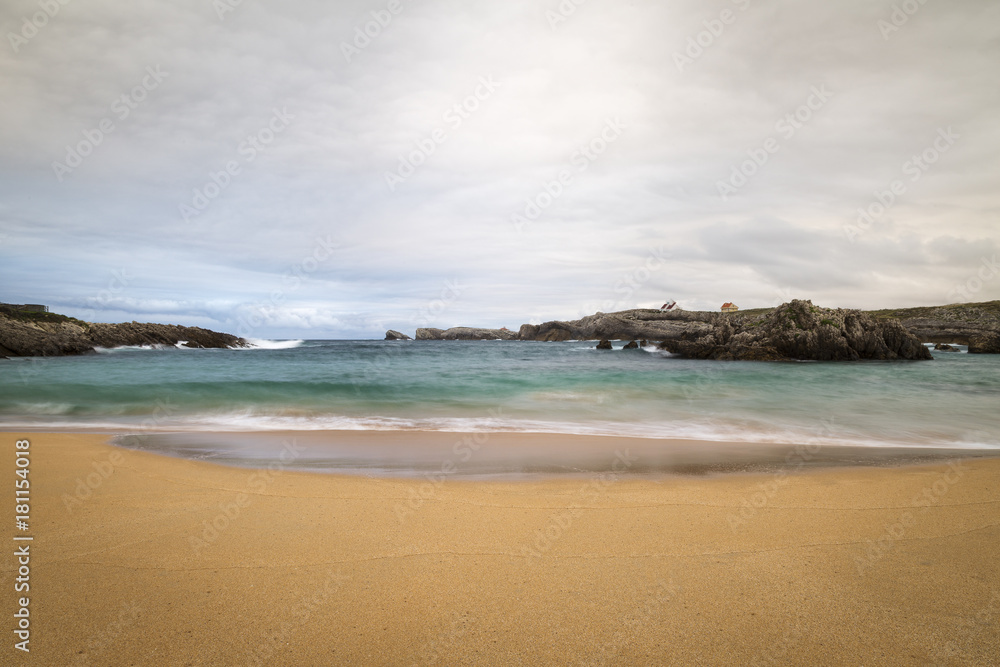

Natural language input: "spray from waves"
[241,339,305,350]
[94,344,173,353]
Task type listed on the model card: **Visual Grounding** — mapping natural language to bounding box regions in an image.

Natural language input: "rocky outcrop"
[969,331,1000,354]
[0,307,246,357]
[416,327,519,341]
[596,339,612,350]
[623,340,639,349]
[384,330,411,340]
[518,309,715,342]
[658,300,932,362]
[867,301,1000,353]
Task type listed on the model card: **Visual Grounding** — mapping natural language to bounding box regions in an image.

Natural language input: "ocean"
[2,339,998,456]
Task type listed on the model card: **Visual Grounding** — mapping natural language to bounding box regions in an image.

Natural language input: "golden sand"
[2,432,998,665]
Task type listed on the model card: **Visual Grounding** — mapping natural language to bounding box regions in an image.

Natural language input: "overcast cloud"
[1,0,997,338]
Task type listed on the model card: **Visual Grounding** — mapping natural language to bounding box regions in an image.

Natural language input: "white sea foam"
[94,344,171,353]
[6,412,996,451]
[242,338,305,350]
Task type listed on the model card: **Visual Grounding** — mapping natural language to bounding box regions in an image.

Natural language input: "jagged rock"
[969,332,1000,354]
[639,340,648,347]
[933,343,958,351]
[0,307,246,357]
[521,309,715,342]
[867,302,1000,351]
[86,322,245,350]
[596,339,612,350]
[416,327,518,340]
[385,330,411,340]
[623,340,639,349]
[659,300,932,362]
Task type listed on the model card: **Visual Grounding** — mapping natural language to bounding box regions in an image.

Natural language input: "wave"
[94,344,172,353]
[4,411,997,450]
[241,338,305,350]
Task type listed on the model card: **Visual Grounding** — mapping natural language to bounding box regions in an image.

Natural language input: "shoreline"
[112,429,1000,479]
[5,431,999,664]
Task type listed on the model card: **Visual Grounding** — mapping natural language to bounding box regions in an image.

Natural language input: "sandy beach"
[3,431,999,665]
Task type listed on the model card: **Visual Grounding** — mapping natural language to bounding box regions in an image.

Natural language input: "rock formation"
[415,327,519,340]
[596,339,612,349]
[0,306,246,357]
[867,301,1000,353]
[517,309,715,342]
[384,330,411,340]
[623,340,639,349]
[658,300,932,361]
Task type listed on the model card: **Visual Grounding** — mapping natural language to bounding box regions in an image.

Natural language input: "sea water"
[1,340,998,453]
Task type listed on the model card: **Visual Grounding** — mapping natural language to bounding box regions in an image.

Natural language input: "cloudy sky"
[1,0,997,338]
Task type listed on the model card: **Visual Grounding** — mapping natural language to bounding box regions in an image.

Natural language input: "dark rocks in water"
[969,332,1000,354]
[639,340,648,347]
[0,308,247,357]
[623,340,639,349]
[86,322,245,351]
[658,300,932,362]
[385,330,411,340]
[416,327,518,340]
[596,339,612,350]
[933,343,958,351]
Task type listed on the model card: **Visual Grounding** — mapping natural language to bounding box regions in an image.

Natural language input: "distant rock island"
[0,305,246,357]
[390,299,1000,360]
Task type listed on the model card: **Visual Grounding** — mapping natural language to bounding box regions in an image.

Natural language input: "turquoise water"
[1,340,998,449]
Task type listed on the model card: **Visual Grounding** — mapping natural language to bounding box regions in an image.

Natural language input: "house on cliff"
[721,302,738,313]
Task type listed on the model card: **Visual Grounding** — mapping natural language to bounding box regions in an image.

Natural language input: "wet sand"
[3,432,999,665]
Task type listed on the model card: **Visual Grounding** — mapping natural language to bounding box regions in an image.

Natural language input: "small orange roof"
[722,302,735,308]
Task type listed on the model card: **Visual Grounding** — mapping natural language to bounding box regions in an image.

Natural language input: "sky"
[1,0,998,339]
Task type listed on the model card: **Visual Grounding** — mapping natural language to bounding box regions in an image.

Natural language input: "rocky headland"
[387,299,1000,360]
[415,327,518,340]
[0,306,246,357]
[657,300,931,361]
[866,302,1000,354]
